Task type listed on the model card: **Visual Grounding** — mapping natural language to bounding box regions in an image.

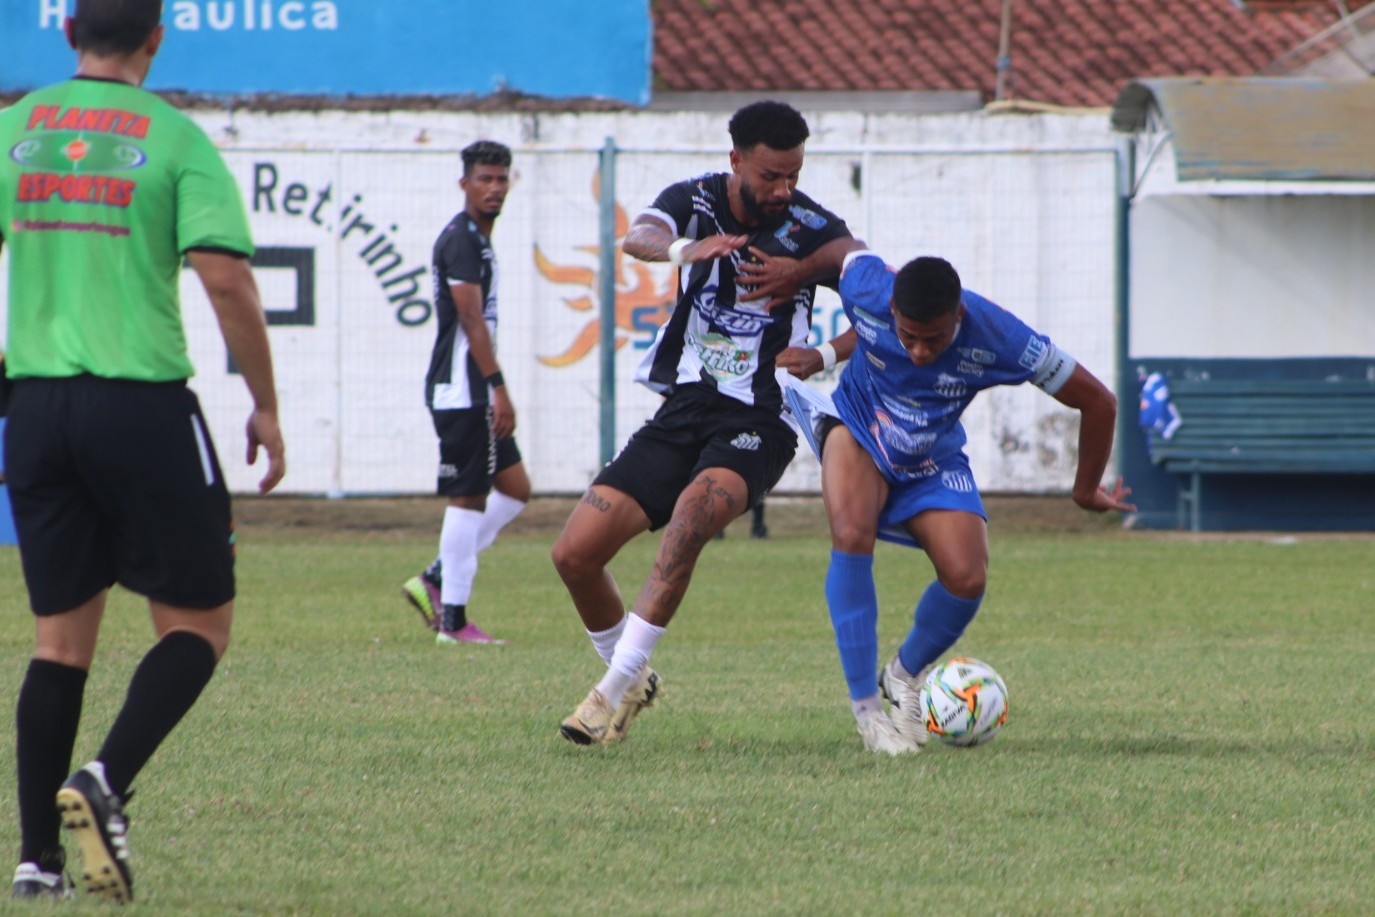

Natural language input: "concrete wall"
[1,106,1123,497]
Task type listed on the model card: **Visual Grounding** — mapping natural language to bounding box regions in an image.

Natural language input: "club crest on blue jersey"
[933,373,966,399]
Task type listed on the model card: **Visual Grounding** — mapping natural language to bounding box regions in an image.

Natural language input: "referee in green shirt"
[0,0,285,902]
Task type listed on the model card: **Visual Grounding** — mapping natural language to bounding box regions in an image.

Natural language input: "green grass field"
[0,498,1372,915]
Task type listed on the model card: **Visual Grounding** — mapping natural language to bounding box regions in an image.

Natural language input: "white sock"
[477,492,526,553]
[588,616,627,665]
[439,506,483,607]
[596,614,664,708]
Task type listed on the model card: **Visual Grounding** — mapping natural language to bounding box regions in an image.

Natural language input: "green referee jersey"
[0,77,254,382]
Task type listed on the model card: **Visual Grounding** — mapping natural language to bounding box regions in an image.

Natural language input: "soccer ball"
[920,657,1009,747]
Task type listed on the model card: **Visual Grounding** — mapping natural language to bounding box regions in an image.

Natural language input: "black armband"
[485,372,506,389]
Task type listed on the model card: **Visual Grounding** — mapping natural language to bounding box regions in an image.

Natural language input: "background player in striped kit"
[402,141,529,645]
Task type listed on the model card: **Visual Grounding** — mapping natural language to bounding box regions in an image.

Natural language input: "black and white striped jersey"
[425,213,499,411]
[634,172,850,411]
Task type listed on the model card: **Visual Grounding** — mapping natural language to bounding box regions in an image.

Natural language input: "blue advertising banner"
[0,1,651,103]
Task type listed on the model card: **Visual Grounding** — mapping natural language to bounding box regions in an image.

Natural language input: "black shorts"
[594,384,797,530]
[432,406,521,497]
[4,376,235,615]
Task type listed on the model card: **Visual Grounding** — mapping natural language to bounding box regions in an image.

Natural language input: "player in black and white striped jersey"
[553,101,855,744]
[401,141,529,646]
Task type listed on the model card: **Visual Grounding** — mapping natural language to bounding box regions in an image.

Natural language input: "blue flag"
[1139,372,1182,440]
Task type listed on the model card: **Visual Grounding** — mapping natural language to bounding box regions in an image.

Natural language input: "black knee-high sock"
[17,659,87,867]
[96,631,218,798]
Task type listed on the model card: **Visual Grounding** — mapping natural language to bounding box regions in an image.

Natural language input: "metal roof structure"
[1112,77,1375,183]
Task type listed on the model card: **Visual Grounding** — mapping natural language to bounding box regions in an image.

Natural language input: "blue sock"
[898,580,983,676]
[824,550,879,701]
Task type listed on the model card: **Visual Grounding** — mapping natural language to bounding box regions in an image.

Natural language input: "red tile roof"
[651,0,1364,108]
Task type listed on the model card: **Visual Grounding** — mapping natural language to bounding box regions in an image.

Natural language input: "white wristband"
[667,238,691,265]
[817,341,837,371]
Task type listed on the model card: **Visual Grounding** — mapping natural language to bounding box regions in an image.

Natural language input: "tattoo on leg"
[581,489,611,512]
[640,475,738,618]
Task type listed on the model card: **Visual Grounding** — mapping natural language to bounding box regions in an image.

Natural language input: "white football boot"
[879,655,933,749]
[856,708,913,756]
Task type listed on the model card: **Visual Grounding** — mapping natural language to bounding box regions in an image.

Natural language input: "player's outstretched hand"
[247,408,286,494]
[1074,477,1135,513]
[681,234,749,264]
[736,246,806,309]
[776,346,824,380]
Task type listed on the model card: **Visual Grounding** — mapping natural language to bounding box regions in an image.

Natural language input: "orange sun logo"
[63,137,89,164]
[536,174,677,367]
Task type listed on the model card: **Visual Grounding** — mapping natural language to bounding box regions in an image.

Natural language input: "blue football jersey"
[832,252,1060,482]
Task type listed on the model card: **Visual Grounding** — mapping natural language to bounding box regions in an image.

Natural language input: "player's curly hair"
[728,101,810,153]
[73,0,162,55]
[461,140,513,176]
[892,257,964,321]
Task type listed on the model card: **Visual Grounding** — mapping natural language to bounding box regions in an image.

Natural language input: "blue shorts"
[877,452,987,534]
[780,373,983,548]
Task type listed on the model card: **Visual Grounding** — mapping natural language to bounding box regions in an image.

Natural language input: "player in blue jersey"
[779,247,1134,754]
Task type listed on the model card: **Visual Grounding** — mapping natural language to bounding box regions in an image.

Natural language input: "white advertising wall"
[1130,193,1375,359]
[0,107,1121,496]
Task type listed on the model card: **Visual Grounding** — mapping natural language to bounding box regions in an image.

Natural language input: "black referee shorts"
[4,376,235,615]
[594,384,797,530]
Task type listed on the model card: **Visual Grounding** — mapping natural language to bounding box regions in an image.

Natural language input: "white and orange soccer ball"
[920,657,1009,747]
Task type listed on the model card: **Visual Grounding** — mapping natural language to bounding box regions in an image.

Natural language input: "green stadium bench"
[1144,376,1375,532]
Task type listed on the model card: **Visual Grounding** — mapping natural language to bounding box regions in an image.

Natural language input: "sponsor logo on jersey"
[16,172,137,207]
[730,431,762,451]
[853,312,885,343]
[1019,336,1049,371]
[872,410,937,455]
[934,372,966,399]
[869,415,940,478]
[878,393,929,427]
[852,303,888,324]
[696,286,769,335]
[25,106,150,138]
[959,346,997,365]
[941,470,975,493]
[865,351,886,371]
[11,133,147,173]
[697,333,755,378]
[772,221,799,253]
[790,204,827,230]
[956,359,986,378]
